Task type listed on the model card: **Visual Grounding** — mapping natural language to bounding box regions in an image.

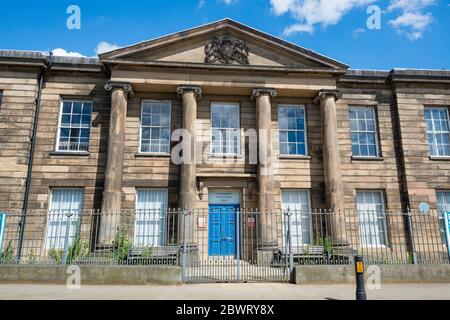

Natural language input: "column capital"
[314,89,342,104]
[177,85,202,98]
[252,88,277,100]
[105,81,134,97]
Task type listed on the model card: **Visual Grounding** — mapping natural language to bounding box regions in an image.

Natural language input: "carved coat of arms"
[204,35,249,65]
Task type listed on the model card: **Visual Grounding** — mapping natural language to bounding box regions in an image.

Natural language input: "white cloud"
[387,0,435,40]
[95,41,121,55]
[269,0,376,35]
[388,12,433,30]
[388,12,433,40]
[271,0,295,15]
[352,27,366,38]
[387,0,436,12]
[200,0,235,6]
[283,23,315,35]
[51,48,85,58]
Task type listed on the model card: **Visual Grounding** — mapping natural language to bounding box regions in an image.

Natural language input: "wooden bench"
[127,245,179,266]
[278,246,330,265]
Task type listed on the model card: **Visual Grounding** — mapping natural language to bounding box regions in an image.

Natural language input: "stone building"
[0,19,449,260]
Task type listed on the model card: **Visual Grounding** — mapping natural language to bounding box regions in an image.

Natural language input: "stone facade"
[0,19,449,219]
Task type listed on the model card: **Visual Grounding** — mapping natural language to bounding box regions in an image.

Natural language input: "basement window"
[356,191,388,247]
[436,191,450,245]
[45,188,84,250]
[135,188,168,247]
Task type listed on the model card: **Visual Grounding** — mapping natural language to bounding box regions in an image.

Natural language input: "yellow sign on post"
[356,261,364,273]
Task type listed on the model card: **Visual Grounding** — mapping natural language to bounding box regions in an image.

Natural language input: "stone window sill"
[429,156,450,161]
[351,156,384,162]
[278,155,312,160]
[49,151,89,157]
[135,153,171,158]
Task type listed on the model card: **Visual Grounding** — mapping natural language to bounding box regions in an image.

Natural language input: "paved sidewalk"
[0,283,449,300]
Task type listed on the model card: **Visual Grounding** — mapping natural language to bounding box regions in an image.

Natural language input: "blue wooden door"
[208,205,239,256]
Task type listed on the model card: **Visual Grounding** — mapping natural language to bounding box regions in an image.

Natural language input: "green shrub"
[66,238,89,265]
[110,228,132,263]
[0,242,15,264]
[407,251,415,264]
[26,249,37,264]
[142,247,153,258]
[318,236,333,255]
[49,248,64,264]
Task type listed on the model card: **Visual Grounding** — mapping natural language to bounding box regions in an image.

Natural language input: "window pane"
[71,114,81,125]
[297,144,306,155]
[61,114,71,125]
[62,102,72,114]
[288,131,296,143]
[72,102,82,114]
[60,128,69,138]
[82,103,92,115]
[280,143,288,155]
[81,115,91,127]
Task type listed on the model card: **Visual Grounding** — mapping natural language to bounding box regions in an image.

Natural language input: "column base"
[254,248,278,265]
[178,245,199,267]
[98,214,121,246]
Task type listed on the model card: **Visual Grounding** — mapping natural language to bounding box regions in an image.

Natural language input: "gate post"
[287,208,294,276]
[236,210,241,282]
[62,213,72,265]
[182,209,188,283]
[405,209,418,265]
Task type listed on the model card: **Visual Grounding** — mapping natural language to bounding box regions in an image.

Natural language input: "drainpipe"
[389,73,416,264]
[16,52,54,262]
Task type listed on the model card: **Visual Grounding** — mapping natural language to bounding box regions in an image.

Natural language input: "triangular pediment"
[100,19,348,70]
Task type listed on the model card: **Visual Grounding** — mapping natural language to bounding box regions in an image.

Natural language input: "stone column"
[177,86,201,262]
[253,88,277,251]
[314,90,346,242]
[100,81,133,244]
[177,86,201,210]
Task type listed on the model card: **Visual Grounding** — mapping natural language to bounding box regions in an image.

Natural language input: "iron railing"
[0,209,448,270]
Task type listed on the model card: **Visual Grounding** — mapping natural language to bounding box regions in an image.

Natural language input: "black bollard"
[354,255,367,301]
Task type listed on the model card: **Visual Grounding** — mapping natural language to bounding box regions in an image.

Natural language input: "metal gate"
[181,209,293,283]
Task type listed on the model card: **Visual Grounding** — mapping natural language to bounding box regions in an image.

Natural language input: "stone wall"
[394,81,450,211]
[27,71,109,210]
[0,67,39,209]
[337,81,403,211]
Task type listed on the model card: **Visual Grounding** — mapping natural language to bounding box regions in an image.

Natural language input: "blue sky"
[0,0,448,70]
